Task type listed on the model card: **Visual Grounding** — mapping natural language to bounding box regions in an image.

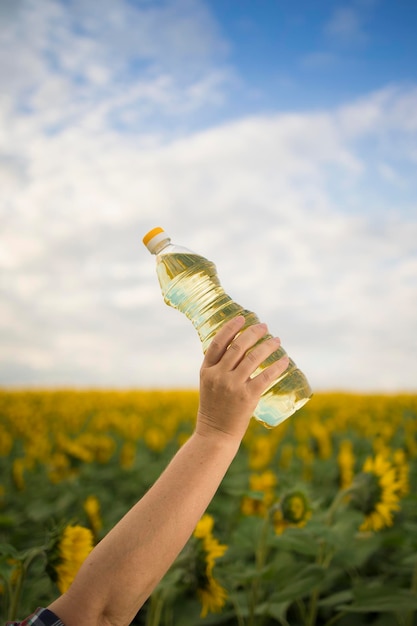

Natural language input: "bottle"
[142,227,312,428]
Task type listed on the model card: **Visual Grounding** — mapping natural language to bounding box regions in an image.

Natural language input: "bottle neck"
[151,237,171,255]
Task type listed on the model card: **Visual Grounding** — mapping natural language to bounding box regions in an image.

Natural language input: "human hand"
[196,315,289,444]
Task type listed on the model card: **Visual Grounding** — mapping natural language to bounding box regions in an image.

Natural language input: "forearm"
[49,318,289,626]
[50,431,240,626]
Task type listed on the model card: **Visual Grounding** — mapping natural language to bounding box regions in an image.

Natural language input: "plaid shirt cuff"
[6,607,65,626]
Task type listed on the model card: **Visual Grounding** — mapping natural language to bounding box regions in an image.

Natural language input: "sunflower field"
[1,389,417,626]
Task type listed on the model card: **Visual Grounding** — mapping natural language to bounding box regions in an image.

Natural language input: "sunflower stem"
[323,610,348,626]
[229,594,245,626]
[248,515,270,626]
[325,487,352,525]
[7,549,44,622]
[405,559,417,626]
[7,568,24,623]
[307,587,319,626]
[296,599,307,623]
[145,589,164,626]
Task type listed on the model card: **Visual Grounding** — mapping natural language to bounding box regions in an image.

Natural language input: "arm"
[49,316,289,626]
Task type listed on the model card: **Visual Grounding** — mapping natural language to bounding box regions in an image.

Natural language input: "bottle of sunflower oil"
[142,227,312,428]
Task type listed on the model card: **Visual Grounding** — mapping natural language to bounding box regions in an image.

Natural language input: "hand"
[196,315,289,443]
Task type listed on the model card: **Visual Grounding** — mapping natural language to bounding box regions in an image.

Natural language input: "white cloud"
[0,0,233,138]
[336,85,417,136]
[325,5,368,44]
[0,0,416,392]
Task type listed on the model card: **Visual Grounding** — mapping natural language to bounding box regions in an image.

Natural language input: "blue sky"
[0,0,416,392]
[206,0,417,112]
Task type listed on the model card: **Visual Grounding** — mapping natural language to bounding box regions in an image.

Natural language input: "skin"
[49,316,289,626]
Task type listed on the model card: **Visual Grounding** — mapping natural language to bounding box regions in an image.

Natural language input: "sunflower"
[241,470,278,517]
[337,439,355,489]
[349,453,401,532]
[392,449,410,497]
[194,513,215,539]
[83,495,103,537]
[278,443,293,469]
[273,490,312,535]
[12,458,28,491]
[49,524,94,593]
[248,435,274,470]
[193,514,228,618]
[196,567,228,619]
[119,441,137,469]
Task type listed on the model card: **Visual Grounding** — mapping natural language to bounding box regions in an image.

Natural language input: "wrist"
[193,423,242,457]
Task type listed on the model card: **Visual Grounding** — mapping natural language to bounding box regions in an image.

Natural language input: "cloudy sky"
[1,0,416,392]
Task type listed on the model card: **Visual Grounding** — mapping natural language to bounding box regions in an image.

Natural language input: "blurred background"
[1,0,416,392]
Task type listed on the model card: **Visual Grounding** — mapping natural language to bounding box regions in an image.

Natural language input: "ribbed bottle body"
[155,250,312,428]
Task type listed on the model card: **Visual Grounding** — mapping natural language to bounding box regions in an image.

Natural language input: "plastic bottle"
[142,227,312,428]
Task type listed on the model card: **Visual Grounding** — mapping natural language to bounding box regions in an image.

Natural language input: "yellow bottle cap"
[143,227,165,246]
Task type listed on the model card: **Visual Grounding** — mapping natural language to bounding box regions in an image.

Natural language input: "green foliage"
[0,390,416,625]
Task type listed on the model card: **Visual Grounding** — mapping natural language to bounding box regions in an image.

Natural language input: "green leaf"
[231,515,265,551]
[340,586,417,613]
[0,515,17,528]
[0,543,19,558]
[318,589,354,607]
[272,564,325,603]
[331,509,363,536]
[224,561,276,584]
[400,552,417,567]
[256,600,290,621]
[332,531,381,569]
[273,527,320,557]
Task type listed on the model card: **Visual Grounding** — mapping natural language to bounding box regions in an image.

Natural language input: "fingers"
[236,334,282,378]
[228,329,289,390]
[222,323,271,371]
[203,316,287,383]
[249,353,290,395]
[203,315,246,367]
